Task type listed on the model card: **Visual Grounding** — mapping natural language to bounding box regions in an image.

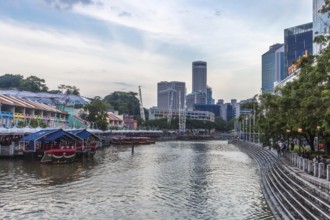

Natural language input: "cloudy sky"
[0,0,312,108]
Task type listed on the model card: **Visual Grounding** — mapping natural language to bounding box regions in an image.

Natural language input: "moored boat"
[66,129,100,158]
[20,128,80,164]
[41,148,76,164]
[111,136,155,145]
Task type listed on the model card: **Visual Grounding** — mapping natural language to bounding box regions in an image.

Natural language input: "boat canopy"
[67,129,100,140]
[21,128,81,142]
[20,129,81,152]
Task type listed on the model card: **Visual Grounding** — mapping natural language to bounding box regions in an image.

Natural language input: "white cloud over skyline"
[0,0,312,107]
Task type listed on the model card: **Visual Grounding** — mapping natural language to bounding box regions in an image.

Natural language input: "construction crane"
[138,86,145,121]
[167,90,174,126]
[178,91,186,135]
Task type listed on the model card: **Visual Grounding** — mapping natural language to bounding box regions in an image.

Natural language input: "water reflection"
[0,141,274,219]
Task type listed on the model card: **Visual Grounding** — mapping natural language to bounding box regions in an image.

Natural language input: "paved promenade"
[233,141,330,219]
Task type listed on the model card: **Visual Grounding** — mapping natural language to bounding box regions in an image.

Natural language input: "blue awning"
[20,129,59,142]
[39,130,80,142]
[67,129,100,140]
[20,129,80,142]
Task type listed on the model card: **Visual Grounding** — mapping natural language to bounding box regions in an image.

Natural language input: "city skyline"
[0,0,312,108]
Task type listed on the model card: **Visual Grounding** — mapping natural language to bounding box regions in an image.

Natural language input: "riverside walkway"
[233,141,330,220]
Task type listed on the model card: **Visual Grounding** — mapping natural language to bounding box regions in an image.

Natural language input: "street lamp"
[316,126,321,158]
[286,129,290,150]
[244,116,248,141]
[297,128,302,155]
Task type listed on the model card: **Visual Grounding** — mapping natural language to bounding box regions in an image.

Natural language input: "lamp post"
[245,116,248,141]
[249,115,252,142]
[316,126,321,158]
[286,129,290,150]
[297,128,302,155]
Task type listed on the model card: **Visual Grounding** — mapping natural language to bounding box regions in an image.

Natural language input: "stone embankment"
[233,141,330,220]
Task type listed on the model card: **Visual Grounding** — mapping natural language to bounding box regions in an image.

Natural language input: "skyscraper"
[206,86,214,104]
[262,44,285,93]
[284,23,313,76]
[157,81,186,110]
[313,0,330,55]
[192,61,207,94]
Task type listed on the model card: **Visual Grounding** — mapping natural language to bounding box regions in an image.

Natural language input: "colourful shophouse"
[0,94,68,128]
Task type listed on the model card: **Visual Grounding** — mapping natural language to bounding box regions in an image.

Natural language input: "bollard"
[300,157,304,170]
[308,160,313,174]
[303,159,308,172]
[319,163,325,178]
[314,162,318,177]
[292,154,295,164]
[296,156,299,167]
[327,164,330,181]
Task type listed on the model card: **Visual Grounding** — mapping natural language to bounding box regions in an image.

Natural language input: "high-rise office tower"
[284,23,313,76]
[206,86,214,104]
[313,0,330,55]
[192,61,207,94]
[262,43,285,93]
[157,81,186,110]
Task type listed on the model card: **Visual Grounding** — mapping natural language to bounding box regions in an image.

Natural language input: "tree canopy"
[0,74,81,95]
[256,4,330,152]
[103,91,140,116]
[83,97,111,131]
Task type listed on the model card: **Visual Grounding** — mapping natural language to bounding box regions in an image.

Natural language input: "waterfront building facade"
[149,107,215,122]
[262,43,285,94]
[0,94,68,128]
[0,90,90,128]
[157,81,186,110]
[284,23,313,76]
[313,0,330,55]
[194,104,221,117]
[186,92,207,110]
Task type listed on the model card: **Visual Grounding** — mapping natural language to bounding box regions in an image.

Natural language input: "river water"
[0,141,274,220]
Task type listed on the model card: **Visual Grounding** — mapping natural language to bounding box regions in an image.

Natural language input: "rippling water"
[0,141,274,219]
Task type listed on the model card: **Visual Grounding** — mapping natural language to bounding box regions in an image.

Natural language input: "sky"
[0,0,312,108]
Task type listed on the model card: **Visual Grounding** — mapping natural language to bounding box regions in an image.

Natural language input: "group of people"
[276,142,287,157]
[272,141,329,166]
[313,155,328,165]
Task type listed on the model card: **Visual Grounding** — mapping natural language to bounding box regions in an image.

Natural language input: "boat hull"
[41,149,76,164]
[75,146,96,158]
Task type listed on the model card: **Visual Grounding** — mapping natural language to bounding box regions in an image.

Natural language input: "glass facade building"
[192,61,207,94]
[206,86,214,104]
[313,0,330,55]
[186,92,207,110]
[262,44,285,94]
[284,22,313,76]
[157,81,186,110]
[194,104,221,117]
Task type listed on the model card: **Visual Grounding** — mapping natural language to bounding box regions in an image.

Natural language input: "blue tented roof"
[21,129,59,142]
[67,129,100,140]
[20,129,80,142]
[39,130,80,142]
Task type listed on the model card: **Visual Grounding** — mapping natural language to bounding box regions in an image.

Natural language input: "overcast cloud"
[0,0,312,107]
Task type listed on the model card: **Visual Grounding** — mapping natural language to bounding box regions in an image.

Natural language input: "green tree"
[20,75,48,92]
[0,74,23,89]
[58,84,80,95]
[84,97,111,131]
[103,91,140,116]
[214,117,227,131]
